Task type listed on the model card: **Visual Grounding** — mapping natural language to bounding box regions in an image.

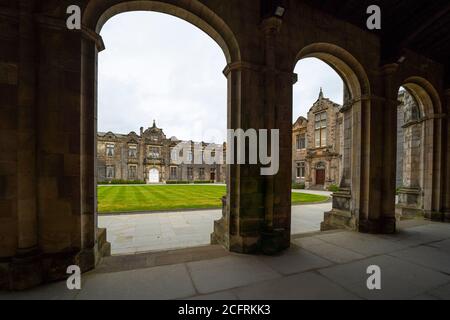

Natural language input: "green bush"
[292,182,305,190]
[166,181,190,184]
[194,180,215,184]
[328,184,340,192]
[99,180,146,185]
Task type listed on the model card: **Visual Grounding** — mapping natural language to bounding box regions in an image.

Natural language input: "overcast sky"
[98,12,343,143]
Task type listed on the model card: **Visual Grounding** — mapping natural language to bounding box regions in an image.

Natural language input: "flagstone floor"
[2,219,450,300]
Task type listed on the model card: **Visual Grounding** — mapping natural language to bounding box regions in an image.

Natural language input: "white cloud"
[98,12,343,143]
[293,58,344,120]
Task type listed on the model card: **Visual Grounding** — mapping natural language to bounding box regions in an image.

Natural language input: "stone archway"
[77,0,241,278]
[293,43,371,232]
[396,78,443,220]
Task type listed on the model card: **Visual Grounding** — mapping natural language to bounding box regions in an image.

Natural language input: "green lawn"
[97,185,329,213]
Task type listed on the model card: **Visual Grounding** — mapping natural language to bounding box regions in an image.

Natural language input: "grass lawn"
[97,185,329,213]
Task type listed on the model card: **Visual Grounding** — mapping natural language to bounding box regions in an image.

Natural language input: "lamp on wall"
[274,6,286,18]
[261,0,286,19]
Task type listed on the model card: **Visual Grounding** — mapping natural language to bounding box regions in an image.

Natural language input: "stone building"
[97,121,226,183]
[292,89,343,190]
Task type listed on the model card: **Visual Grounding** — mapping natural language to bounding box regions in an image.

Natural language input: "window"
[199,168,205,180]
[296,162,305,179]
[296,134,306,150]
[170,167,177,179]
[171,148,178,162]
[315,112,327,148]
[106,144,115,157]
[187,150,193,163]
[128,165,137,180]
[149,147,160,159]
[187,167,193,180]
[128,145,137,158]
[106,166,115,179]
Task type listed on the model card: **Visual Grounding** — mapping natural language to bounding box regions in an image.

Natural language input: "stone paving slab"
[293,237,365,264]
[257,247,333,275]
[389,246,450,274]
[76,264,195,300]
[2,220,449,300]
[319,255,450,300]
[234,272,360,300]
[186,256,281,294]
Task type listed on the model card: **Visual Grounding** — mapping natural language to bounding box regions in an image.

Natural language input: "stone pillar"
[0,2,20,290]
[442,89,450,221]
[260,16,291,254]
[211,63,267,253]
[422,111,445,221]
[9,0,41,290]
[212,17,292,254]
[396,91,424,219]
[359,64,397,234]
[321,92,355,231]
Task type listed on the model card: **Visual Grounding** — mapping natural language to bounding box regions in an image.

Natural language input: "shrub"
[328,184,340,192]
[292,182,305,190]
[99,179,146,185]
[166,181,190,184]
[194,180,215,184]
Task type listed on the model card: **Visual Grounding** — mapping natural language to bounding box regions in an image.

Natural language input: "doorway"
[316,168,325,186]
[148,168,160,184]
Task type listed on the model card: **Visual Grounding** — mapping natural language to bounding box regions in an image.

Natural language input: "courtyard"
[98,187,331,255]
[97,185,329,213]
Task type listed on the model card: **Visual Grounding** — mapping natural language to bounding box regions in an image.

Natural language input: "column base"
[0,248,96,291]
[424,211,446,222]
[1,229,111,291]
[211,217,229,249]
[321,209,357,231]
[395,205,424,220]
[445,210,450,222]
[260,228,290,256]
[321,189,356,231]
[359,217,397,234]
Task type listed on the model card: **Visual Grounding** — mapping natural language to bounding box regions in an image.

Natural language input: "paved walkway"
[3,220,450,300]
[99,198,332,255]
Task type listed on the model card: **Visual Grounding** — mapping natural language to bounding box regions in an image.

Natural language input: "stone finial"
[319,87,324,100]
[152,120,156,128]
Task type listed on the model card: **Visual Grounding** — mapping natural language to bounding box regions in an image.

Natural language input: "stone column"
[422,111,445,221]
[396,91,424,219]
[358,65,397,234]
[321,92,355,231]
[212,17,292,255]
[0,3,20,290]
[260,16,291,254]
[442,89,450,221]
[6,0,42,290]
[211,62,266,253]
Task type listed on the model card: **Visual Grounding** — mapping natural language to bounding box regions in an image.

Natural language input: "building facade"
[97,121,226,184]
[292,90,343,190]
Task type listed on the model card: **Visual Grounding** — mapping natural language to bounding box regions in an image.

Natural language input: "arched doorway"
[395,78,443,220]
[293,43,371,232]
[80,0,241,256]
